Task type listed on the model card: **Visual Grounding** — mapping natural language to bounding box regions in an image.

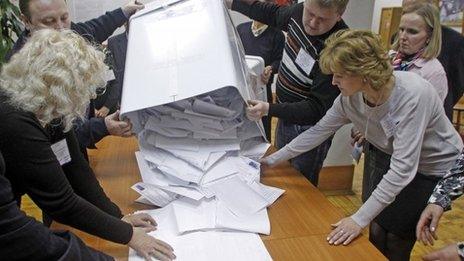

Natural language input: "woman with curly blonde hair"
[260,29,464,260]
[0,29,175,261]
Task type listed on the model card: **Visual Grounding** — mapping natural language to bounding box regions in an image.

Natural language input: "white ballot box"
[120,0,266,138]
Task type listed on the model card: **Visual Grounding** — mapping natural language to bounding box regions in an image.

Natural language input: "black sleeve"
[102,80,119,110]
[0,112,132,244]
[232,0,299,31]
[452,44,464,105]
[74,117,109,150]
[71,8,127,44]
[268,70,340,125]
[0,168,69,260]
[270,31,285,73]
[105,38,124,109]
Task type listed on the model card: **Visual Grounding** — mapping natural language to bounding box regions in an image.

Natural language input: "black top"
[236,21,285,79]
[0,150,113,260]
[104,32,129,110]
[232,0,346,125]
[439,26,464,119]
[0,93,132,244]
[4,8,128,150]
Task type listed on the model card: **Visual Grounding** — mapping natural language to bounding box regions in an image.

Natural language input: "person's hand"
[260,66,273,84]
[246,100,269,121]
[327,217,362,246]
[416,204,444,246]
[104,110,133,137]
[129,227,175,261]
[350,128,365,147]
[122,0,145,18]
[95,106,110,118]
[422,243,461,261]
[123,213,157,231]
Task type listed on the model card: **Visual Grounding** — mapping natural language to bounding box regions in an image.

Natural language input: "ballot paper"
[172,197,216,233]
[128,207,273,261]
[131,183,178,207]
[172,197,270,235]
[208,176,269,217]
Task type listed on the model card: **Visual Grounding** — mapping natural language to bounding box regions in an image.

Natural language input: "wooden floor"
[19,117,463,260]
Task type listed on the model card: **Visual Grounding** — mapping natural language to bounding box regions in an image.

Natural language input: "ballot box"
[121,0,266,137]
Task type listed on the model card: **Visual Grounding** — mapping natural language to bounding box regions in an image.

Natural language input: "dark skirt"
[362,143,440,239]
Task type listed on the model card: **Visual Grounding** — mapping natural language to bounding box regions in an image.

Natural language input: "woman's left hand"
[327,217,362,246]
[123,213,157,231]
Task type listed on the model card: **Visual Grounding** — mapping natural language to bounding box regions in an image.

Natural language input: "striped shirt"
[232,1,348,125]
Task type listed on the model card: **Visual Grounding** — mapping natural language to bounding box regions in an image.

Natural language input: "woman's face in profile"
[331,73,366,96]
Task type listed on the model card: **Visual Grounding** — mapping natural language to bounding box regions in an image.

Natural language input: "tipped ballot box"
[120,1,283,255]
[121,0,267,136]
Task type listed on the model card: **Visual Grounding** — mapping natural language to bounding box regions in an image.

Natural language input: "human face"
[332,73,366,96]
[398,13,429,55]
[22,0,71,32]
[302,0,341,36]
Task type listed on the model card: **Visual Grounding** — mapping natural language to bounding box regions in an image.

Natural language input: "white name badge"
[295,48,316,74]
[51,139,71,166]
[380,113,397,138]
[104,67,116,82]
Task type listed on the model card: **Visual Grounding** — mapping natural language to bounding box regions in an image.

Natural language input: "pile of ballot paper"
[131,87,284,236]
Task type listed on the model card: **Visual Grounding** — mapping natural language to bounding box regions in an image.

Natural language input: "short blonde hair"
[309,0,349,14]
[320,29,393,91]
[0,29,106,132]
[392,3,442,59]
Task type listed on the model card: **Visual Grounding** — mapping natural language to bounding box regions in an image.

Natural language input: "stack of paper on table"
[128,207,272,261]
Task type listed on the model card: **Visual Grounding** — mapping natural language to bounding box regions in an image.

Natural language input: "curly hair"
[319,29,393,91]
[0,29,106,132]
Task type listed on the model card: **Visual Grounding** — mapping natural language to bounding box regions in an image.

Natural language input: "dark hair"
[19,0,32,19]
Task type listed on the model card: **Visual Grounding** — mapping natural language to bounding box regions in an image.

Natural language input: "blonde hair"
[309,0,349,14]
[0,29,106,132]
[320,29,393,91]
[392,3,442,59]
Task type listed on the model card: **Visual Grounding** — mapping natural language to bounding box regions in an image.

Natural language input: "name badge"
[380,113,397,138]
[51,139,71,166]
[295,48,315,74]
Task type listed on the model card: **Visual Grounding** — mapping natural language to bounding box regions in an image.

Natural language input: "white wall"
[343,0,375,29]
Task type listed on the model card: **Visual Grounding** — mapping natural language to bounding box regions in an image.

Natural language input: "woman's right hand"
[246,100,269,121]
[129,227,175,261]
[416,203,444,246]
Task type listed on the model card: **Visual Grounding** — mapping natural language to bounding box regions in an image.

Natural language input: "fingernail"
[430,227,435,232]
